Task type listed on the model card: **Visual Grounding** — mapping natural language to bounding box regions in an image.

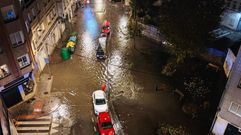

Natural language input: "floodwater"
[45,0,210,135]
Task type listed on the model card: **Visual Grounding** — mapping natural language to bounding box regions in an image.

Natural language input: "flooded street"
[41,0,209,135]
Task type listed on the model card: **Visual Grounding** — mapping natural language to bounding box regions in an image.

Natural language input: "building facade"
[0,0,36,108]
[212,47,241,135]
[225,0,241,11]
[0,0,77,107]
[211,1,241,134]
[0,0,77,133]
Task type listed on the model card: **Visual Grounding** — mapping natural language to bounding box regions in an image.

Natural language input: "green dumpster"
[61,47,70,60]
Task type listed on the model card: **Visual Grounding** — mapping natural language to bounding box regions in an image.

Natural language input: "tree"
[156,123,190,135]
[158,0,225,64]
[129,0,159,24]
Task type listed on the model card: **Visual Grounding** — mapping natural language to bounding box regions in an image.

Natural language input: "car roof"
[99,112,111,122]
[93,90,105,98]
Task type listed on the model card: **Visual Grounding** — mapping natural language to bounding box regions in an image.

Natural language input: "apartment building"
[211,1,241,135]
[225,0,241,11]
[0,0,77,108]
[0,0,35,108]
[24,0,76,72]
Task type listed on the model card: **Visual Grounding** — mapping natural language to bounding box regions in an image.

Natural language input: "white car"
[92,90,108,115]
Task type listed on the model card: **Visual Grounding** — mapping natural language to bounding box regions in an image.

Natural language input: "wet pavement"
[11,0,213,135]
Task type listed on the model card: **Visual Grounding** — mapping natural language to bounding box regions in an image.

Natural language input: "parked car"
[97,112,115,135]
[102,20,110,34]
[96,45,106,60]
[92,90,108,115]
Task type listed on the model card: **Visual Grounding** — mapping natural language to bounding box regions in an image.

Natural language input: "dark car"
[96,45,105,60]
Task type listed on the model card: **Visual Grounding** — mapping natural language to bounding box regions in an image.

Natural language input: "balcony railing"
[3,16,19,23]
[20,0,36,10]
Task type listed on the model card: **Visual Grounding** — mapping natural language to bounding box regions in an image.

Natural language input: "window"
[0,64,10,79]
[41,23,45,32]
[232,1,237,10]
[9,31,24,47]
[47,15,51,25]
[32,8,36,18]
[229,102,241,117]
[37,3,40,14]
[25,20,30,33]
[0,44,3,54]
[28,13,32,22]
[239,3,241,11]
[17,54,30,69]
[226,0,231,8]
[1,5,17,23]
[53,9,56,16]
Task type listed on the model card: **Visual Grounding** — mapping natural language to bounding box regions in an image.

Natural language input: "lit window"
[1,5,17,23]
[17,54,30,69]
[229,102,241,117]
[0,64,10,79]
[9,31,24,47]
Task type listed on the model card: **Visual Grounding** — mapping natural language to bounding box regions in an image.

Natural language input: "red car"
[97,112,115,135]
[101,20,110,34]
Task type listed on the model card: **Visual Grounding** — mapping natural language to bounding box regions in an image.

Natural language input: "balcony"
[1,5,18,23]
[19,0,36,10]
[3,16,19,23]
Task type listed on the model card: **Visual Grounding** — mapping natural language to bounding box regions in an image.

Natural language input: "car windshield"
[95,99,106,105]
[97,51,104,55]
[102,122,113,129]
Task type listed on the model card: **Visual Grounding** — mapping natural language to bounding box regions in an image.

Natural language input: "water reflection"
[52,104,73,126]
[81,6,99,60]
[116,15,128,46]
[83,7,98,38]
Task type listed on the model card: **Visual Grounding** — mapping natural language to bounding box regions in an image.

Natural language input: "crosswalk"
[16,115,53,135]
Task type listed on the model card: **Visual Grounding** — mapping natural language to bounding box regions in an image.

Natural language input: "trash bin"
[61,47,70,60]
[69,46,75,54]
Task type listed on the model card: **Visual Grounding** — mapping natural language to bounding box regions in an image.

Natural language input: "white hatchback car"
[92,90,108,115]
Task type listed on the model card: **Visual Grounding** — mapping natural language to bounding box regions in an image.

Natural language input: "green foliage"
[184,77,210,104]
[158,0,225,62]
[129,0,158,19]
[161,58,177,76]
[157,123,190,135]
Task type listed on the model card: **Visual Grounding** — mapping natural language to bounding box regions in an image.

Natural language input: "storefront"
[0,72,35,108]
